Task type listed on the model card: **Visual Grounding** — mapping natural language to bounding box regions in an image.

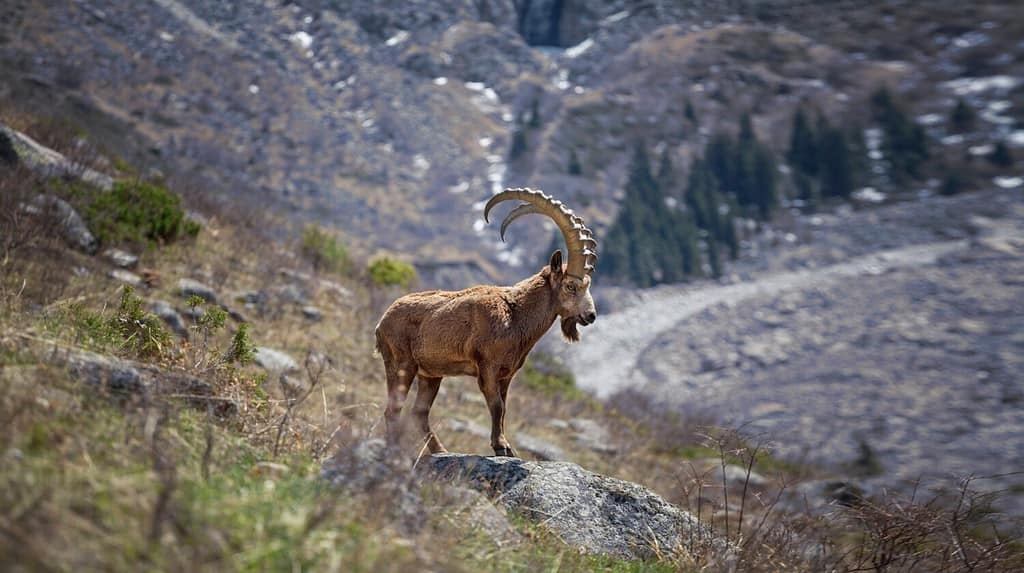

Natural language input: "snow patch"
[853,187,887,204]
[943,75,1021,96]
[916,113,943,126]
[968,144,995,157]
[994,176,1022,189]
[479,136,493,148]
[433,77,448,86]
[248,84,260,95]
[290,31,314,49]
[565,38,594,59]
[385,30,409,47]
[1008,131,1024,147]
[602,10,630,25]
[413,154,431,174]
[449,181,470,194]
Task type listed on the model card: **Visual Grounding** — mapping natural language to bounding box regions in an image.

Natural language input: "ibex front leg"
[478,366,517,457]
[411,376,447,454]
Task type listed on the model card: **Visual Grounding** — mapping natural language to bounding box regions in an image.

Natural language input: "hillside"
[3,0,1021,286]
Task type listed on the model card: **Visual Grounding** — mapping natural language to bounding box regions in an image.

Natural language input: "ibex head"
[484,188,598,342]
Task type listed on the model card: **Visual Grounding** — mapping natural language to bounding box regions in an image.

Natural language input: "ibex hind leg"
[412,376,447,454]
[383,356,417,448]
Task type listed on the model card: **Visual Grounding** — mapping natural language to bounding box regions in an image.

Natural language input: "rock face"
[423,454,725,560]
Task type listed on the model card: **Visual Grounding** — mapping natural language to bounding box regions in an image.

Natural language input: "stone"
[254,347,299,374]
[107,269,142,287]
[149,300,189,339]
[26,195,97,254]
[569,418,618,455]
[103,248,139,268]
[449,419,567,461]
[177,278,218,304]
[423,454,729,560]
[713,464,768,488]
[49,347,235,415]
[301,305,323,321]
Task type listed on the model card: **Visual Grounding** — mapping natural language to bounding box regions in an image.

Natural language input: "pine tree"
[818,123,854,198]
[509,126,528,161]
[871,87,928,182]
[685,98,697,124]
[788,107,818,175]
[950,98,976,133]
[568,148,583,175]
[989,141,1014,168]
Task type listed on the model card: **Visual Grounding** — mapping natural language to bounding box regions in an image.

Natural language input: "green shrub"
[519,353,580,400]
[54,286,172,358]
[109,285,172,358]
[226,323,257,365]
[300,224,352,275]
[69,179,200,247]
[366,257,417,289]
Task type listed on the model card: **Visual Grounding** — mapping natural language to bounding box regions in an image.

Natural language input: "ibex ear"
[549,250,563,274]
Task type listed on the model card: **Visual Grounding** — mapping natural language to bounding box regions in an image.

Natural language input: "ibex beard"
[374,188,598,457]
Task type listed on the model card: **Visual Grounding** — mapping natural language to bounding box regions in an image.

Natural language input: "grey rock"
[103,248,139,268]
[52,347,234,415]
[301,305,323,321]
[423,454,728,560]
[569,418,618,455]
[177,278,218,304]
[1,123,113,190]
[27,195,98,254]
[107,269,142,287]
[149,300,189,339]
[254,347,299,374]
[449,419,567,461]
[275,283,308,305]
[713,464,768,488]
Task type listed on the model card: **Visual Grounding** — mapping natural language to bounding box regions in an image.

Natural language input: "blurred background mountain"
[3,0,1020,287]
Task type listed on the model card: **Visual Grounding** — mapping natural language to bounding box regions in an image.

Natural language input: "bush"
[109,285,172,358]
[226,323,257,365]
[518,354,580,400]
[69,179,200,247]
[366,257,417,289]
[300,224,352,275]
[55,285,171,359]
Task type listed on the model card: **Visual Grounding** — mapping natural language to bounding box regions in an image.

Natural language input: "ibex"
[375,188,598,456]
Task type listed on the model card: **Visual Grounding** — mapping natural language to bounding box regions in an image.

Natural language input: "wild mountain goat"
[375,188,598,456]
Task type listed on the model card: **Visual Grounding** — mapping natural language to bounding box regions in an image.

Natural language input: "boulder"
[107,269,143,287]
[254,347,299,374]
[26,195,98,254]
[177,278,218,303]
[148,300,189,339]
[103,248,139,268]
[52,347,234,415]
[301,305,323,321]
[423,454,728,560]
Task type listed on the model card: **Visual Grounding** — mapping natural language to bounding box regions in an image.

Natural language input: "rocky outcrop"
[0,123,114,190]
[423,454,728,560]
[49,346,235,416]
[25,195,98,254]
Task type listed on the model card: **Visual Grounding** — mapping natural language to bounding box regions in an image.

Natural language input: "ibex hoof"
[492,446,518,458]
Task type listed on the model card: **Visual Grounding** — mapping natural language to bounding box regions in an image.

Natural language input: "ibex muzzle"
[375,188,597,456]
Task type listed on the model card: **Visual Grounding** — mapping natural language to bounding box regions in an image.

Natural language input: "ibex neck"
[507,270,559,344]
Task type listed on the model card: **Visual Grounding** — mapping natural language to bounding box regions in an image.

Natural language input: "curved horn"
[483,188,597,278]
